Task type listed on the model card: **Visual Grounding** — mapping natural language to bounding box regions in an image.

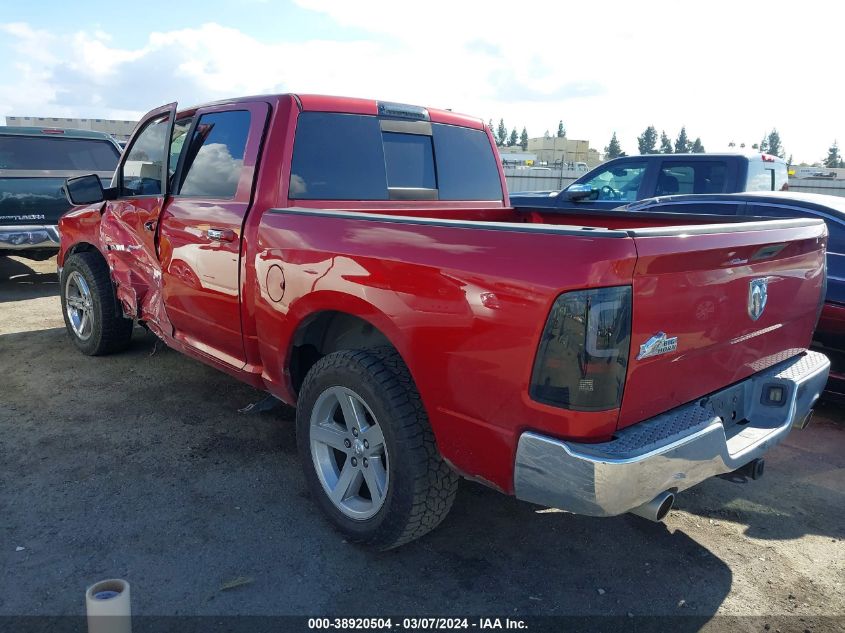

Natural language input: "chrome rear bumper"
[514,350,830,517]
[0,225,60,250]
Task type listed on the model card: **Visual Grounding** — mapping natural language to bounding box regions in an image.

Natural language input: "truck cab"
[509,153,789,212]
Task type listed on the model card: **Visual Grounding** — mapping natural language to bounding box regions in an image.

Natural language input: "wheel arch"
[287,308,402,395]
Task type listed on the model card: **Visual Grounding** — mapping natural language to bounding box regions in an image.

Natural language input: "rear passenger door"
[653,159,735,196]
[158,101,269,367]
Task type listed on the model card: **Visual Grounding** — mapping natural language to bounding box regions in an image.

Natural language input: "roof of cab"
[179,93,485,130]
[0,125,118,141]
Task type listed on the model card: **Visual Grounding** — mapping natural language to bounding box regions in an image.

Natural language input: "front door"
[558,158,651,211]
[157,102,269,367]
[100,102,176,337]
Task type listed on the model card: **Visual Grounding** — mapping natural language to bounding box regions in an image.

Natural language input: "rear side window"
[289,112,502,201]
[745,161,788,191]
[657,161,727,195]
[178,110,251,198]
[0,136,120,171]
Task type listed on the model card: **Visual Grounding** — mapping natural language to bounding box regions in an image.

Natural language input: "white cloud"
[1,1,843,163]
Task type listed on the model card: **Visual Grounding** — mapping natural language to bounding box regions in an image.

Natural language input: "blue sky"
[1,0,842,163]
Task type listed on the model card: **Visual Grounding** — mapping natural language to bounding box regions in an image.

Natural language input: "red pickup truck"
[58,94,830,549]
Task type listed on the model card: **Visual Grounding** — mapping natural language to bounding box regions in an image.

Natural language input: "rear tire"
[296,347,459,549]
[60,251,133,355]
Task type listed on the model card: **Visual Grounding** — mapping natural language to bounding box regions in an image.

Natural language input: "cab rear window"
[0,136,120,171]
[289,112,502,201]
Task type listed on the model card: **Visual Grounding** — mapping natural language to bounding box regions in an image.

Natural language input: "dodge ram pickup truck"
[57,95,830,549]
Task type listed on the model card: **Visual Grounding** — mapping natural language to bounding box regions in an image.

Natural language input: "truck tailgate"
[618,218,827,429]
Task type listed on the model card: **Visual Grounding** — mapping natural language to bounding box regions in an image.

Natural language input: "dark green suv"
[0,126,121,260]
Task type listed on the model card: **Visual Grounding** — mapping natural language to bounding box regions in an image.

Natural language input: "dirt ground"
[1,255,843,630]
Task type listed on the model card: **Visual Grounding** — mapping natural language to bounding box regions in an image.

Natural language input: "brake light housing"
[530,286,632,411]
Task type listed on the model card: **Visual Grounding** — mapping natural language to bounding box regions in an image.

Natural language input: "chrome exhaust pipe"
[629,491,675,522]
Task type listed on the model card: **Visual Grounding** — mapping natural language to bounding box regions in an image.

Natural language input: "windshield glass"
[0,136,120,171]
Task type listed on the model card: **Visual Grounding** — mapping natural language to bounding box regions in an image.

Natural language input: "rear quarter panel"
[253,209,638,491]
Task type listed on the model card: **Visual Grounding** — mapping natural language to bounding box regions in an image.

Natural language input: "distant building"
[792,166,845,180]
[4,116,137,142]
[497,146,537,165]
[526,136,600,168]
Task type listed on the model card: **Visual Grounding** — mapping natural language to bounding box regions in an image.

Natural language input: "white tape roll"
[85,579,131,633]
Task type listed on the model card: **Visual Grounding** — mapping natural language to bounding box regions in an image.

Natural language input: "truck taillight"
[530,286,632,411]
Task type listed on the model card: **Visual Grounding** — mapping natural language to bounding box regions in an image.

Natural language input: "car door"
[157,101,269,367]
[556,158,652,210]
[100,102,176,335]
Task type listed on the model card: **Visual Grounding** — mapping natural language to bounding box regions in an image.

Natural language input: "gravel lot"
[1,255,843,630]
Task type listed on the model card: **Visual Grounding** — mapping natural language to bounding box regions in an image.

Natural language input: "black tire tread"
[298,347,459,549]
[62,251,133,355]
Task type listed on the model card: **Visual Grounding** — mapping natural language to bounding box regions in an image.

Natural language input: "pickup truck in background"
[57,95,829,549]
[0,126,121,260]
[509,153,789,212]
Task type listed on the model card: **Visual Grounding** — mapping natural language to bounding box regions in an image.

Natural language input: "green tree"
[557,120,566,137]
[637,125,658,154]
[497,119,508,146]
[659,131,673,154]
[824,141,843,168]
[544,129,551,139]
[674,127,690,153]
[766,129,784,158]
[509,127,518,147]
[759,134,769,154]
[690,137,705,153]
[520,127,529,150]
[604,132,623,159]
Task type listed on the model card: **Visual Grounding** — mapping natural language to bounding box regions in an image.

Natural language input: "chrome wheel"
[310,386,389,520]
[65,270,94,341]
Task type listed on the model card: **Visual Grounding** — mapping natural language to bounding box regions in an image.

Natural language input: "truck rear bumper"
[0,225,60,251]
[513,350,830,517]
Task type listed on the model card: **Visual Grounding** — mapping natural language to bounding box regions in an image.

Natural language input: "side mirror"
[563,184,599,202]
[63,174,115,205]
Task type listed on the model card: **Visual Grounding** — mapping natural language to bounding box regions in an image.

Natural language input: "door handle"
[207,228,236,242]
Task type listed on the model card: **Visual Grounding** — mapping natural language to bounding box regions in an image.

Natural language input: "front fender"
[57,202,106,266]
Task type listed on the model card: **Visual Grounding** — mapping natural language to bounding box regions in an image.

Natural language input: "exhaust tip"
[655,493,675,521]
[630,491,675,522]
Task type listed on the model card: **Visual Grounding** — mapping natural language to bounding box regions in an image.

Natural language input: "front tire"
[60,252,133,355]
[296,348,459,549]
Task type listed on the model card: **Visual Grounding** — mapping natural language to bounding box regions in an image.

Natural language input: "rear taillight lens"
[530,286,632,411]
